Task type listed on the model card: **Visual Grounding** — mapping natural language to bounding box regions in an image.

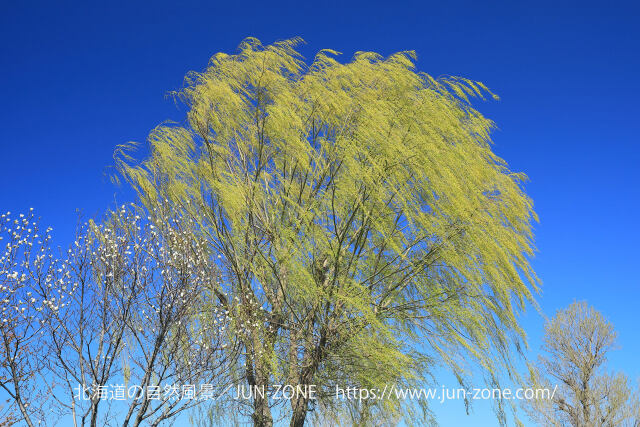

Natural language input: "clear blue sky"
[1,1,639,425]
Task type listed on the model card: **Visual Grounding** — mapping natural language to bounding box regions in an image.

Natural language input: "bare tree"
[525,301,640,427]
[0,209,58,426]
[1,206,238,426]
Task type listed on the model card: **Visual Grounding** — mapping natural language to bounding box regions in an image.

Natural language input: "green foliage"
[525,301,640,426]
[117,37,539,426]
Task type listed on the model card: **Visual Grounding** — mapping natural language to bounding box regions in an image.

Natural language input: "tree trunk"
[15,391,34,427]
[289,398,309,427]
[247,361,273,427]
[252,383,273,427]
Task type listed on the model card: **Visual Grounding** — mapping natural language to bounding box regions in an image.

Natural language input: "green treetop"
[117,37,539,426]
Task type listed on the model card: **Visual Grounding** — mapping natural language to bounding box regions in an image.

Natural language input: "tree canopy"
[0,207,233,426]
[117,37,539,426]
[525,301,640,426]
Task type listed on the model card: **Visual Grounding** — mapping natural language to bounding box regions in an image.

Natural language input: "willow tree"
[116,37,539,426]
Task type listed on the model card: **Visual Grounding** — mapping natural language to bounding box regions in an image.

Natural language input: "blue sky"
[1,1,639,425]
